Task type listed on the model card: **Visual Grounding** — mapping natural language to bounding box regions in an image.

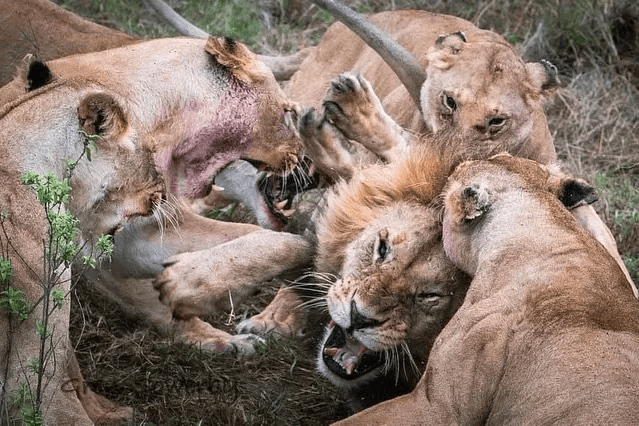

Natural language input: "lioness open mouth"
[322,322,384,380]
[258,157,319,224]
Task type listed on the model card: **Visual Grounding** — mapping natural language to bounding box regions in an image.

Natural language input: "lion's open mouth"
[321,322,384,380]
[258,157,319,223]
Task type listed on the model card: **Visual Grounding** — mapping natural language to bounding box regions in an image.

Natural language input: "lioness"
[0,80,164,423]
[0,0,307,87]
[1,36,311,359]
[334,153,639,425]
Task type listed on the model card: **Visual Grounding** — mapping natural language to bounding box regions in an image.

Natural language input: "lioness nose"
[348,300,383,332]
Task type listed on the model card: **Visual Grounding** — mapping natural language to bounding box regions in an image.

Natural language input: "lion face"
[317,202,469,403]
[420,32,558,165]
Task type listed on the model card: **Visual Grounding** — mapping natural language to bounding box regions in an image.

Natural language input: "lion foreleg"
[109,206,262,279]
[153,230,313,319]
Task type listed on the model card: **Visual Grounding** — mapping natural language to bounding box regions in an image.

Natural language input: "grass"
[50,0,639,423]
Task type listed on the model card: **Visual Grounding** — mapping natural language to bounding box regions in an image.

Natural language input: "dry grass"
[53,0,639,424]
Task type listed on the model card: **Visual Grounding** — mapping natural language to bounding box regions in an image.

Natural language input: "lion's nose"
[348,300,383,333]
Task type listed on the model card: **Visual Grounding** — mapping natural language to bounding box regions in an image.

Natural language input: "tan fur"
[0,38,307,426]
[25,37,307,355]
[287,10,558,165]
[0,0,308,90]
[0,0,138,87]
[335,154,639,425]
[306,145,469,410]
[0,79,163,423]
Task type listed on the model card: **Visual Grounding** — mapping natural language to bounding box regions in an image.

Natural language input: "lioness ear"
[457,186,491,221]
[426,31,467,70]
[434,31,467,53]
[205,36,255,84]
[19,54,53,92]
[550,176,598,209]
[77,92,131,149]
[526,60,560,96]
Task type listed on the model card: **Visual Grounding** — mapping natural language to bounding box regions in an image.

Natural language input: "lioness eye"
[444,94,457,111]
[489,117,506,127]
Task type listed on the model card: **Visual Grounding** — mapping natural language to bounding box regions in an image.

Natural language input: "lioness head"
[295,6,560,165]
[70,91,165,247]
[313,150,470,411]
[442,153,598,276]
[418,31,559,164]
[4,37,303,203]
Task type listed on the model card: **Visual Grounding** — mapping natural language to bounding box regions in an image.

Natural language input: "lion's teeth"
[343,355,359,375]
[324,347,339,357]
[344,362,354,375]
[282,209,295,217]
[274,200,288,210]
[211,184,225,191]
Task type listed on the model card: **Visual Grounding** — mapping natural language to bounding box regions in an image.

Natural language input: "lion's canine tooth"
[282,209,295,217]
[324,347,339,357]
[274,199,288,210]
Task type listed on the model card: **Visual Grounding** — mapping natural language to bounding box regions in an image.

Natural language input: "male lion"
[238,1,567,339]
[0,79,164,423]
[310,140,471,411]
[334,153,639,425]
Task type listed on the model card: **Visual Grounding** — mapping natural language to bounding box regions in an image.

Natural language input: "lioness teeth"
[282,208,295,217]
[274,199,288,210]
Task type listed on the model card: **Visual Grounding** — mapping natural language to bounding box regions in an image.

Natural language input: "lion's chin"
[319,322,385,385]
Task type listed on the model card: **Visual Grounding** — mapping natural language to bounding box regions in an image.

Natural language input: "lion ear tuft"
[544,165,597,209]
[205,36,255,84]
[77,92,131,148]
[19,54,53,92]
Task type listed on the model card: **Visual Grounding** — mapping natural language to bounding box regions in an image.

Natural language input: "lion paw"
[323,73,381,142]
[323,73,409,162]
[299,107,360,181]
[177,316,265,358]
[236,286,308,339]
[226,333,266,357]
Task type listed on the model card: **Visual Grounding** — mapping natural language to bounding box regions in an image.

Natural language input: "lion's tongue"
[324,323,369,375]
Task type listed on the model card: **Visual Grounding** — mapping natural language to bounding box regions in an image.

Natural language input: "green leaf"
[35,320,50,338]
[51,289,65,309]
[96,234,114,257]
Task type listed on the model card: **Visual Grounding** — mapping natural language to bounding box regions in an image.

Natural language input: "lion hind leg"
[65,347,133,425]
[236,286,307,339]
[176,317,264,357]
